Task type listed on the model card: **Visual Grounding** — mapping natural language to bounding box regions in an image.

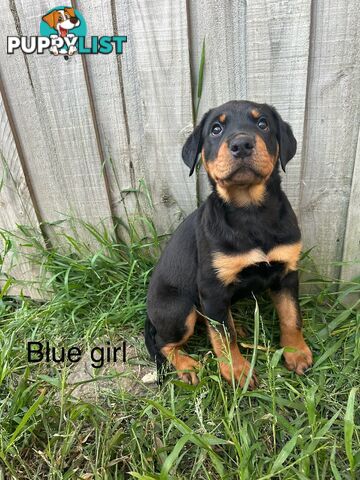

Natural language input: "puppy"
[145,100,312,388]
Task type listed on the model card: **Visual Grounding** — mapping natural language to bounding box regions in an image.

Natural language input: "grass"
[0,216,359,480]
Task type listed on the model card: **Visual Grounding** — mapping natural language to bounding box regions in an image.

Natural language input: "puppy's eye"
[211,123,223,136]
[257,118,269,130]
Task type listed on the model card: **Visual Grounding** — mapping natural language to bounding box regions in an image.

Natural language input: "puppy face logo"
[42,8,80,38]
[40,6,86,57]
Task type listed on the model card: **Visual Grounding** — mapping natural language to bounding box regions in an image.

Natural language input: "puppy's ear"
[65,7,76,17]
[272,107,297,172]
[182,111,209,176]
[42,11,57,29]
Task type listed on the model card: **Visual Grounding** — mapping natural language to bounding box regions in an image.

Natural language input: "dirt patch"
[67,336,157,401]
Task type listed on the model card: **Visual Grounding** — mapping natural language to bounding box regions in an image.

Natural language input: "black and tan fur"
[145,100,312,388]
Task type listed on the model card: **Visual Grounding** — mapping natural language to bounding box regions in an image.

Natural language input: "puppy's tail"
[144,314,165,376]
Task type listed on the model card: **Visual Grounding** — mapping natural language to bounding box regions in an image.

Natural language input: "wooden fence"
[0,0,359,291]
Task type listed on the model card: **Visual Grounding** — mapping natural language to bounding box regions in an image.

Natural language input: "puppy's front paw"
[176,356,200,386]
[283,342,312,375]
[221,358,258,389]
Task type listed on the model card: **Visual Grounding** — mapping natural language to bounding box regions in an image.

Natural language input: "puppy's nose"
[229,136,254,158]
[70,17,79,25]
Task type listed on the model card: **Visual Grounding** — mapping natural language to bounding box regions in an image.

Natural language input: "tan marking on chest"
[267,243,302,272]
[216,182,266,207]
[212,242,302,285]
[212,249,268,285]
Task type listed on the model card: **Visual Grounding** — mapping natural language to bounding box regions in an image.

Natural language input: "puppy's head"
[182,101,296,192]
[42,8,80,35]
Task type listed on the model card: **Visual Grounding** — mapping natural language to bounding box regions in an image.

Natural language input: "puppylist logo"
[7,6,127,60]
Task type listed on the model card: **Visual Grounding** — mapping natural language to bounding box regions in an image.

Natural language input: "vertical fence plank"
[188,1,247,106]
[114,0,196,233]
[188,0,247,200]
[0,0,113,243]
[75,0,138,234]
[0,89,42,296]
[341,128,360,282]
[299,1,360,279]
[245,1,312,213]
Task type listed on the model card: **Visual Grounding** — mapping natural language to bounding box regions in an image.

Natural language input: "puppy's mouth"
[59,26,68,37]
[216,164,262,187]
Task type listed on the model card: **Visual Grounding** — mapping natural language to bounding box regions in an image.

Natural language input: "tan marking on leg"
[206,312,257,388]
[270,291,312,375]
[212,249,268,285]
[160,308,200,385]
[267,242,302,272]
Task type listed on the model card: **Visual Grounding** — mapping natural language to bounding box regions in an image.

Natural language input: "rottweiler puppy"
[145,100,312,388]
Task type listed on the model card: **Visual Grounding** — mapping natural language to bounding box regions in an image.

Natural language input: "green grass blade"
[197,38,206,101]
[313,338,343,368]
[242,296,259,392]
[160,434,191,479]
[4,391,45,452]
[330,442,342,480]
[344,387,358,477]
[194,38,206,120]
[270,433,299,474]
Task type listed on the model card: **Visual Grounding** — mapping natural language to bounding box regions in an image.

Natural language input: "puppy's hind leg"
[158,307,200,385]
[144,314,167,384]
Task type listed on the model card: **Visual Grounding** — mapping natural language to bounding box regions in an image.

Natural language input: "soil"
[67,336,157,400]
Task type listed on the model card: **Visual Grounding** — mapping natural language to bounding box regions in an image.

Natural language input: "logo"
[7,6,127,60]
